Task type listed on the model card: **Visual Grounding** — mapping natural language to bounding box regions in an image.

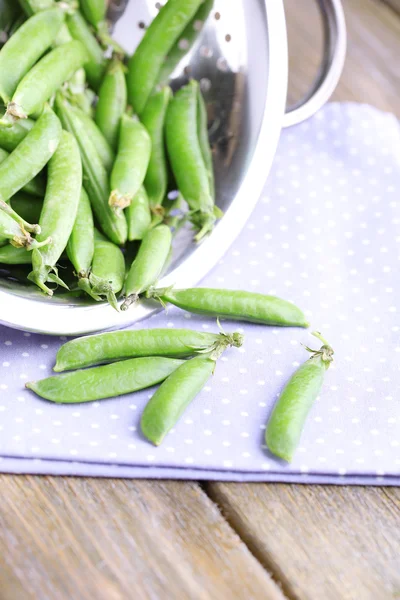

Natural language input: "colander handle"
[283,0,346,128]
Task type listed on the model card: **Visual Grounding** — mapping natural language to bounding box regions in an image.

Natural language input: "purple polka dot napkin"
[1,103,399,484]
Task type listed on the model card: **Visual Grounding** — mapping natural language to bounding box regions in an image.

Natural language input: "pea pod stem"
[0,198,40,234]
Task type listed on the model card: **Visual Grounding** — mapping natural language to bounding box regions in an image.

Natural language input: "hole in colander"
[200,78,211,92]
[216,57,228,72]
[200,46,213,58]
[214,12,221,20]
[225,34,231,42]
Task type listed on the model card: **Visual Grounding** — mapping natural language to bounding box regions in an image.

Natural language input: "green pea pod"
[265,333,334,462]
[109,114,151,211]
[55,93,127,245]
[54,327,243,372]
[141,356,215,446]
[197,85,214,200]
[95,57,127,150]
[0,243,32,264]
[0,8,65,103]
[149,287,309,328]
[2,40,87,124]
[141,87,172,209]
[0,206,47,250]
[0,106,61,202]
[66,188,94,279]
[122,224,172,311]
[10,192,43,224]
[67,10,107,91]
[0,118,34,152]
[126,186,152,242]
[127,0,204,114]
[78,229,125,311]
[79,0,107,29]
[0,147,44,197]
[26,356,184,403]
[28,130,82,295]
[157,0,214,86]
[71,104,114,171]
[165,80,215,241]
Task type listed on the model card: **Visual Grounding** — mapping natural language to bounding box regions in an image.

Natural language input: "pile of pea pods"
[0,0,335,462]
[0,0,217,307]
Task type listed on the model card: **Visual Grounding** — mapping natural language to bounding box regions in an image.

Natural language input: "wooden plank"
[0,475,286,600]
[205,483,400,600]
[285,0,400,116]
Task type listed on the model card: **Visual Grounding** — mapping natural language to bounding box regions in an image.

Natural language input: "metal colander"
[0,0,346,335]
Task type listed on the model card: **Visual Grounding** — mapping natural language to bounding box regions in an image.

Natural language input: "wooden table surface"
[1,1,400,599]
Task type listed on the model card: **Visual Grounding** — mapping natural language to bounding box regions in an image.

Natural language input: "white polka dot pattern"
[0,104,399,483]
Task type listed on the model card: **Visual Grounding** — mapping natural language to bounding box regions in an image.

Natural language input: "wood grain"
[205,483,400,600]
[0,476,285,600]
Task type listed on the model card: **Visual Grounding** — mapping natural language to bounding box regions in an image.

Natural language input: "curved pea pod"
[121,224,172,311]
[157,0,214,86]
[165,80,216,241]
[141,87,172,209]
[0,118,34,152]
[78,229,125,311]
[0,106,61,202]
[0,147,44,197]
[28,130,82,295]
[67,10,107,91]
[79,0,107,28]
[127,0,204,115]
[0,206,47,250]
[109,114,151,211]
[126,186,152,242]
[54,327,243,372]
[0,244,32,264]
[66,188,94,279]
[197,85,214,200]
[150,287,309,328]
[26,356,184,403]
[55,93,128,245]
[10,192,43,225]
[71,105,114,171]
[0,8,65,103]
[2,40,87,124]
[95,58,127,150]
[141,356,215,446]
[265,334,334,462]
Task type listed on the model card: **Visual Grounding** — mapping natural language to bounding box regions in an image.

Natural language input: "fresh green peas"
[165,80,216,241]
[126,186,152,242]
[265,333,334,462]
[66,10,107,91]
[66,188,94,280]
[0,243,32,264]
[78,229,125,311]
[2,40,87,123]
[55,93,128,245]
[28,130,82,295]
[0,8,65,103]
[79,0,107,29]
[71,105,115,171]
[10,192,43,225]
[26,356,185,403]
[141,87,172,210]
[0,147,44,197]
[54,327,243,372]
[149,287,309,328]
[122,224,172,311]
[95,58,127,151]
[0,105,61,202]
[109,114,151,211]
[141,356,215,446]
[0,117,34,152]
[127,0,204,114]
[157,0,214,86]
